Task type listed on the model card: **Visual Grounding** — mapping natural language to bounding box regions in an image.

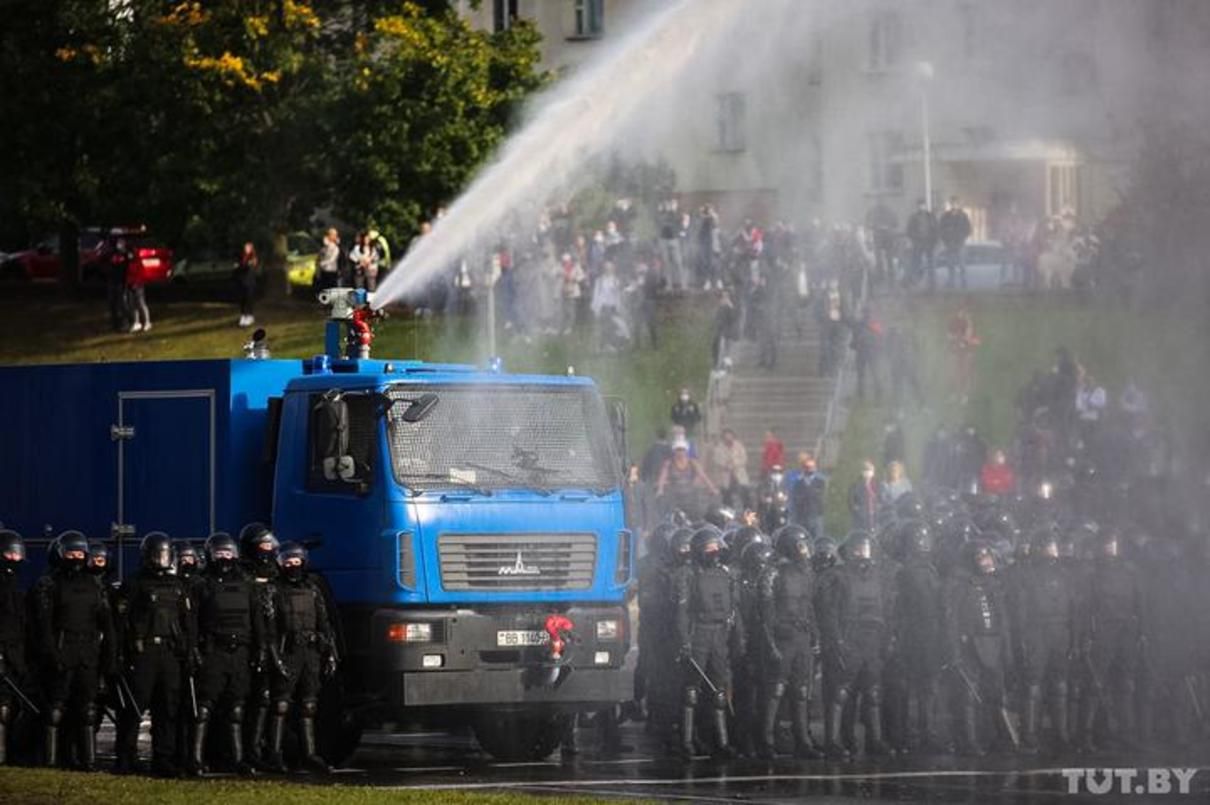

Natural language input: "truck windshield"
[386,384,621,493]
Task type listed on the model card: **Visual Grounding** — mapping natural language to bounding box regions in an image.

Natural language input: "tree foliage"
[0,0,546,272]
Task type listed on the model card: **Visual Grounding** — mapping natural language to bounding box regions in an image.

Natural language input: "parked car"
[2,226,172,285]
[284,231,321,295]
[929,239,1011,292]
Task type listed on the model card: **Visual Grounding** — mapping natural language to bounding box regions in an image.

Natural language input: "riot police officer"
[173,540,203,770]
[1018,530,1073,752]
[634,523,675,726]
[116,532,193,776]
[759,525,822,759]
[816,532,891,759]
[656,527,694,754]
[733,532,771,757]
[175,543,202,582]
[942,541,1013,756]
[239,523,280,769]
[265,542,337,774]
[892,520,945,753]
[675,526,743,759]
[1080,528,1142,751]
[33,531,116,770]
[0,530,27,766]
[191,532,265,776]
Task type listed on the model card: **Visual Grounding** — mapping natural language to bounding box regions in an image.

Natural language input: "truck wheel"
[472,712,563,762]
[317,684,363,767]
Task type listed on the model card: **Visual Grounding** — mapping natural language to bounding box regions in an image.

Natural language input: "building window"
[867,131,904,192]
[716,92,747,153]
[1047,164,1081,217]
[493,0,519,33]
[573,0,604,38]
[867,10,902,71]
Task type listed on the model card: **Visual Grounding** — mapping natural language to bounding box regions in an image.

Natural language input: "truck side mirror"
[605,396,627,471]
[314,391,354,482]
[401,392,439,423]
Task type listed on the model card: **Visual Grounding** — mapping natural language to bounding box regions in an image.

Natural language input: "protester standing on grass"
[315,228,341,292]
[127,252,152,333]
[947,299,979,405]
[234,242,259,328]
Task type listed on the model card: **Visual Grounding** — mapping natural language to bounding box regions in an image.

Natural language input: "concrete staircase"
[722,321,842,480]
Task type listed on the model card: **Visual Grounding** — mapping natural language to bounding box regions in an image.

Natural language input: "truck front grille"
[438,533,597,591]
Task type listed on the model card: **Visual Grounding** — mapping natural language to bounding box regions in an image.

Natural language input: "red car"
[1,226,173,284]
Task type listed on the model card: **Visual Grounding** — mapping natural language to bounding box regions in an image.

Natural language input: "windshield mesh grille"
[438,533,597,591]
[387,384,619,492]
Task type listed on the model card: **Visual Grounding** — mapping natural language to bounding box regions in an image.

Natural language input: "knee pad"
[82,704,97,724]
[300,700,318,719]
[834,686,851,706]
[1055,681,1069,698]
[770,681,787,700]
[273,700,290,717]
[866,685,882,707]
[196,705,211,724]
[48,707,65,727]
[230,704,244,724]
[683,686,699,708]
[713,690,728,712]
[0,704,11,724]
[794,685,810,704]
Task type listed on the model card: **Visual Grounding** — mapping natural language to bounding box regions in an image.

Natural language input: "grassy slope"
[0,767,631,805]
[0,296,712,459]
[824,293,1205,536]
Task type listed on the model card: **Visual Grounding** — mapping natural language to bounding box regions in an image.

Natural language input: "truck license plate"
[496,630,549,647]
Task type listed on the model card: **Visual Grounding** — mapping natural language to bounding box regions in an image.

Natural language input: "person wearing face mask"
[789,453,827,541]
[674,526,743,760]
[979,449,1017,497]
[0,530,28,766]
[670,388,703,438]
[190,533,265,776]
[115,533,193,776]
[848,460,880,532]
[33,531,116,770]
[264,542,337,774]
[1017,531,1074,754]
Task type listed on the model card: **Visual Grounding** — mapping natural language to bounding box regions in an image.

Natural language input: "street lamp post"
[917,61,934,210]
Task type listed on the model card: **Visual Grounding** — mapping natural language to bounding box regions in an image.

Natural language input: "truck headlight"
[387,622,433,643]
[596,619,620,640]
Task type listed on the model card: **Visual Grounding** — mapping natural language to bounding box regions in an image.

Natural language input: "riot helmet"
[840,531,874,568]
[176,542,201,577]
[57,530,89,572]
[898,520,933,556]
[670,528,695,564]
[647,522,676,562]
[205,531,239,573]
[967,540,997,575]
[895,492,925,522]
[140,531,174,572]
[87,541,110,576]
[278,541,309,581]
[730,526,764,562]
[812,536,838,572]
[740,539,774,577]
[239,522,279,567]
[692,525,724,566]
[773,524,812,563]
[0,530,25,572]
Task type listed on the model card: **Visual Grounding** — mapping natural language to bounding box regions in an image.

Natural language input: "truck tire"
[317,684,364,767]
[472,712,563,762]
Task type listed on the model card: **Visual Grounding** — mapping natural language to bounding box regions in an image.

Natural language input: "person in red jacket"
[979,449,1017,496]
[761,429,785,478]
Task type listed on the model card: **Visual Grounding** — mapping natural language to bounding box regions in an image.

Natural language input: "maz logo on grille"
[498,551,541,576]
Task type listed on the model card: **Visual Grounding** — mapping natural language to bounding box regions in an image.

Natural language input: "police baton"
[682,653,734,717]
[0,669,40,716]
[944,662,983,706]
[117,673,141,715]
[1185,675,1205,724]
[187,675,199,721]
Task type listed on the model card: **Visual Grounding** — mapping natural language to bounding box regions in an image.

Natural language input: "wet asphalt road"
[100,716,1160,804]
[335,725,1210,803]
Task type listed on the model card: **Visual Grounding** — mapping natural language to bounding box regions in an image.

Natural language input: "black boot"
[711,700,735,760]
[44,707,62,768]
[824,689,851,761]
[0,704,8,766]
[759,686,783,760]
[958,699,985,757]
[1021,685,1042,754]
[679,690,697,760]
[301,714,330,774]
[1054,683,1070,751]
[1079,694,1099,753]
[79,720,97,772]
[189,709,209,776]
[231,720,255,776]
[864,687,891,757]
[792,690,823,759]
[265,711,288,773]
[247,704,268,768]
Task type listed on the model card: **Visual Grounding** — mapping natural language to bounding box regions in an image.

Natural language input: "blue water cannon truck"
[0,289,634,762]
